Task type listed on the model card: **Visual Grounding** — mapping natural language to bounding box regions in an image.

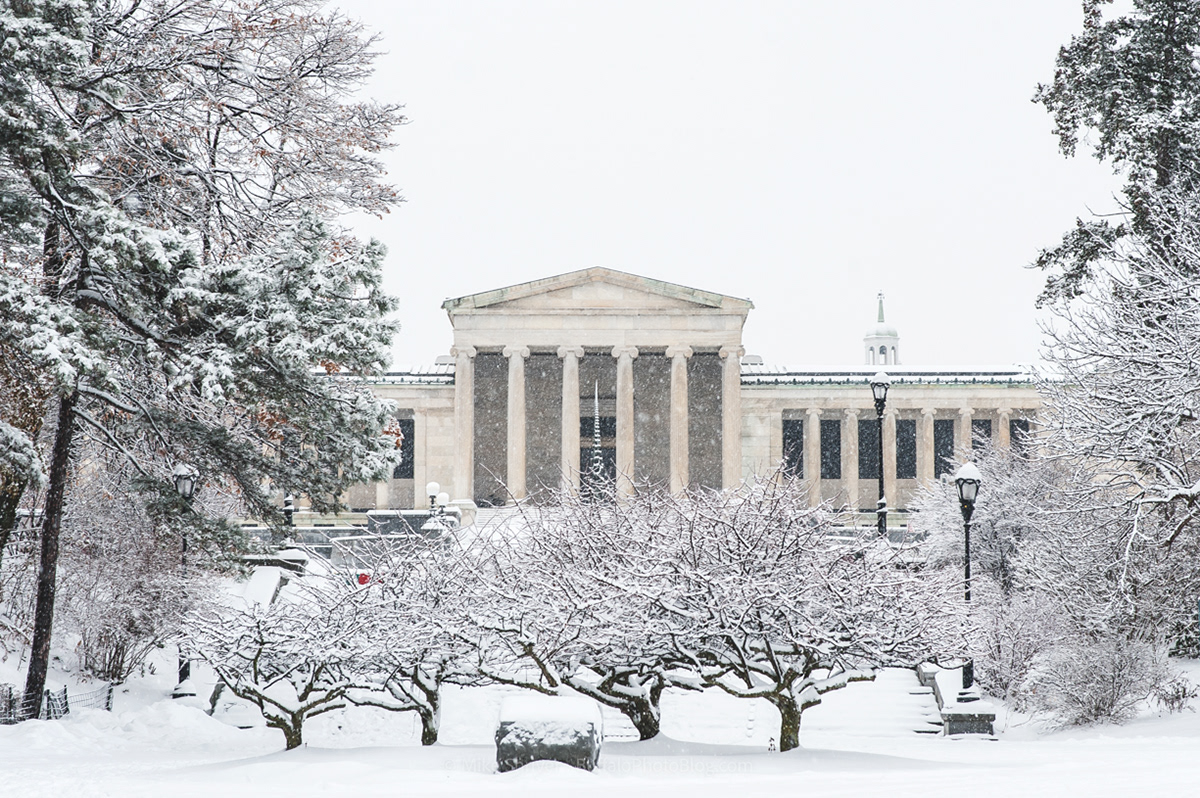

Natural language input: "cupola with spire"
[864,291,900,365]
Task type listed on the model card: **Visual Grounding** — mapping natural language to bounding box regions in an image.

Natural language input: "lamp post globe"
[172,464,197,501]
[954,462,983,602]
[869,372,890,537]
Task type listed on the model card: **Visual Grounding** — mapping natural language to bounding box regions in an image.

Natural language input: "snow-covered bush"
[1019,636,1172,727]
[962,584,1066,702]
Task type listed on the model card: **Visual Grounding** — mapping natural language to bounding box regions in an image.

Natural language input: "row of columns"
[451,344,744,502]
[800,405,1016,509]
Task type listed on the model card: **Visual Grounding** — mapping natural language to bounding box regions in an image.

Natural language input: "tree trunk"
[419,706,439,746]
[620,689,663,741]
[567,673,664,741]
[0,477,25,573]
[22,390,77,717]
[772,695,803,752]
[281,714,304,750]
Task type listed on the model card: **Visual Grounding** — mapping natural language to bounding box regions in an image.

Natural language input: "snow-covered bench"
[495,694,603,773]
[917,661,996,736]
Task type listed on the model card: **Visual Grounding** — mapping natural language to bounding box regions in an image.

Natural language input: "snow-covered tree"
[466,486,701,741]
[344,536,481,746]
[1040,192,1200,544]
[655,477,945,751]
[910,440,1200,718]
[0,0,404,714]
[462,477,948,750]
[1033,0,1200,303]
[185,574,376,751]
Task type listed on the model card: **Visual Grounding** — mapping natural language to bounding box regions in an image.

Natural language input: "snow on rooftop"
[741,363,1037,385]
[361,361,1038,387]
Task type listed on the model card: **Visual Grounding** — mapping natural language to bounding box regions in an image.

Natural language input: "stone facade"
[351,268,1039,515]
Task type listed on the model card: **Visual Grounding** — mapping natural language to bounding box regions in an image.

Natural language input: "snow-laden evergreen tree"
[0,0,403,714]
[1034,0,1200,302]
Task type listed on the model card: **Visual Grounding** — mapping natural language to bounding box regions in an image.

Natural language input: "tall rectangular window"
[934,419,955,477]
[820,419,841,479]
[782,419,804,478]
[1010,418,1031,456]
[896,419,917,479]
[392,418,415,479]
[972,419,992,451]
[858,418,880,480]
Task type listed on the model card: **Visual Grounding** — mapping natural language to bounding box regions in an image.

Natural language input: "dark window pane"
[972,419,992,451]
[392,418,415,479]
[896,419,917,479]
[858,418,881,480]
[820,419,841,479]
[934,419,955,478]
[782,419,803,478]
[580,415,617,439]
[1010,418,1031,456]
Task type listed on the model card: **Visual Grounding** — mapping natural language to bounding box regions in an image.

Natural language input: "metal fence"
[0,682,113,724]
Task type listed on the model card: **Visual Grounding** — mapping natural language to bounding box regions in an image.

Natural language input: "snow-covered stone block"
[919,661,995,735]
[495,694,603,773]
[240,566,286,608]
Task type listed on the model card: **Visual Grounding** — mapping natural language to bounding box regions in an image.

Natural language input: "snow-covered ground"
[3,655,1200,797]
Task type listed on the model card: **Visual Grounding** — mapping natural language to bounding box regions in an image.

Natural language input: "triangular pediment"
[442,268,752,314]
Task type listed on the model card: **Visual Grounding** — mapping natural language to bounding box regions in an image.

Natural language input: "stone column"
[413,411,427,509]
[503,345,530,502]
[919,408,936,486]
[997,407,1012,449]
[719,346,745,490]
[805,408,822,507]
[451,345,476,503]
[666,345,693,494]
[959,407,974,460]
[612,346,638,497]
[842,408,859,512]
[558,346,584,493]
[883,408,898,514]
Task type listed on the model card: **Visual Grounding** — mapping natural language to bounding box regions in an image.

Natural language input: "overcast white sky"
[333,0,1122,369]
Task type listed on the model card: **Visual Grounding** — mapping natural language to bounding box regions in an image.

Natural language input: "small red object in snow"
[357,572,370,585]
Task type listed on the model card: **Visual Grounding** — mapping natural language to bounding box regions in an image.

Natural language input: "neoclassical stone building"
[353,268,1039,516]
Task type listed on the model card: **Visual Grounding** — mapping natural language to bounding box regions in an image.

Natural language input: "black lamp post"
[954,462,982,602]
[282,493,295,528]
[172,464,197,694]
[870,372,890,537]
